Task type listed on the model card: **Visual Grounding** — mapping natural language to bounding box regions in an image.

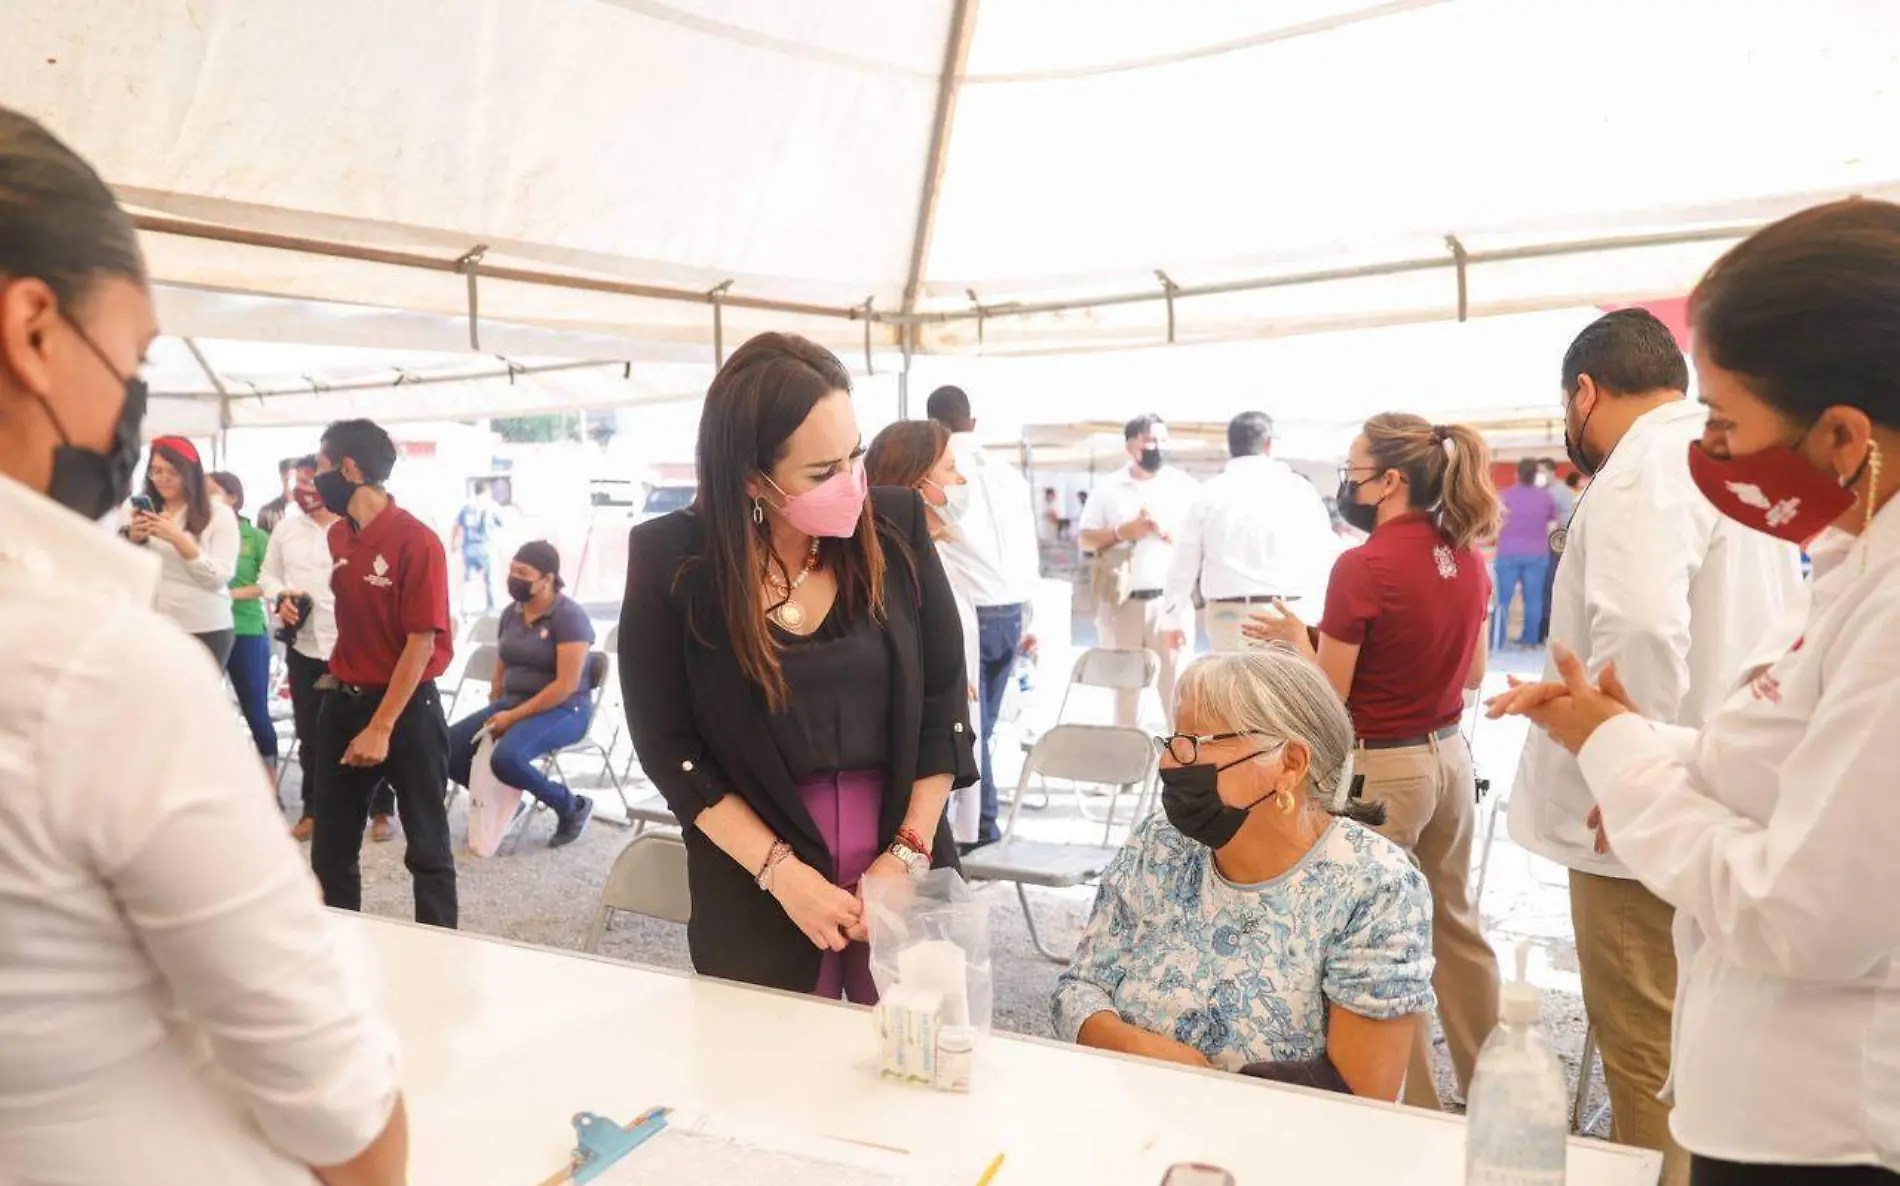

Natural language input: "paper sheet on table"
[591,1111,913,1186]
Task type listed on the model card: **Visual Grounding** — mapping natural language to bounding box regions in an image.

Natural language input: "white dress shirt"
[258,509,340,662]
[933,433,1042,610]
[1079,464,1201,593]
[1162,453,1340,629]
[0,473,401,1185]
[1509,400,1802,876]
[1576,497,1900,1169]
[120,499,240,634]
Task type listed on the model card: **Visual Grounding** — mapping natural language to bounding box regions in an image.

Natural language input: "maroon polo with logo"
[327,499,453,686]
[1318,512,1490,741]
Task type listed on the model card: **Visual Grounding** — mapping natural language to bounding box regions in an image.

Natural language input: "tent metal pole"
[131,214,864,321]
[707,280,734,367]
[1445,234,1469,322]
[163,357,626,402]
[1156,270,1180,343]
[898,0,980,352]
[183,337,233,455]
[862,298,876,375]
[455,246,489,350]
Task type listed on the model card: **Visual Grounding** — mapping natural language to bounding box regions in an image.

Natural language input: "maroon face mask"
[1686,437,1863,545]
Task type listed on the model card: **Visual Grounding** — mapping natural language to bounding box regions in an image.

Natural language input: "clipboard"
[537,1109,672,1185]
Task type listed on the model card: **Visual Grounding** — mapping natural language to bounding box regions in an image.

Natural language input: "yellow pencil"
[974,1153,1005,1186]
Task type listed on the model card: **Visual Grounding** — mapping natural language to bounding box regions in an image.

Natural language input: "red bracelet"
[895,826,931,858]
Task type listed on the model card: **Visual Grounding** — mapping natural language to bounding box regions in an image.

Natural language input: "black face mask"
[29,318,148,521]
[1334,475,1381,534]
[1138,446,1164,474]
[1564,394,1603,477]
[506,576,536,604]
[312,468,358,518]
[1160,750,1276,850]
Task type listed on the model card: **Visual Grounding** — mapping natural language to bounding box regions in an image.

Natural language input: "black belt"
[1359,723,1461,750]
[317,675,386,697]
[1127,589,1164,602]
[1210,594,1283,605]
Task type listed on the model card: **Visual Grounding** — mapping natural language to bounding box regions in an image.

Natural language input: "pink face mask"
[766,457,868,539]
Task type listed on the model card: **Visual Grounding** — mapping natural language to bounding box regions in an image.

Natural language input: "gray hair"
[1174,646,1383,827]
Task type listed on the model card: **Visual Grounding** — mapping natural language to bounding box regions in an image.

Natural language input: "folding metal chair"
[584,831,691,952]
[1573,1025,1610,1133]
[445,643,501,722]
[466,614,502,645]
[1015,648,1159,823]
[962,723,1154,962]
[539,651,632,827]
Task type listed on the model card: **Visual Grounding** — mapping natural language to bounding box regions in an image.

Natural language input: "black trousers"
[285,650,393,822]
[1693,1156,1900,1186]
[311,681,457,928]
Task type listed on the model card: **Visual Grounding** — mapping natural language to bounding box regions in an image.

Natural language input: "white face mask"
[925,478,971,525]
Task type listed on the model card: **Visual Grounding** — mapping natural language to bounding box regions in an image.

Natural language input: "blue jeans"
[226,632,278,760]
[447,700,591,814]
[975,603,1026,844]
[462,547,493,612]
[1492,553,1551,648]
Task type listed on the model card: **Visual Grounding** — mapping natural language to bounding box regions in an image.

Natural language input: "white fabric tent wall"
[10,0,1900,420]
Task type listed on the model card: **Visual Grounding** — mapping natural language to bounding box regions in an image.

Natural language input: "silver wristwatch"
[887,840,929,876]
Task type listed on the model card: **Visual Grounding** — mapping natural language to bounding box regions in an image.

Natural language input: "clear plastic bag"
[863,868,993,1035]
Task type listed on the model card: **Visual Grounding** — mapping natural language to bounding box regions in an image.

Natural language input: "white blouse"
[1,474,401,1185]
[1578,497,1900,1169]
[123,499,240,634]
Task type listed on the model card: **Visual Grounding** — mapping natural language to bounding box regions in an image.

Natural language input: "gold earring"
[1278,787,1297,815]
[1865,440,1884,535]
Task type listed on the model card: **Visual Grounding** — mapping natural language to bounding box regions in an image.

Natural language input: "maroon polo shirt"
[327,499,453,687]
[1318,513,1489,741]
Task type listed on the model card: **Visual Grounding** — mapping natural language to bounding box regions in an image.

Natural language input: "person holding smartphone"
[123,435,240,665]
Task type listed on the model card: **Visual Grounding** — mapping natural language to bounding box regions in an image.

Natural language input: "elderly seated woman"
[1052,647,1435,1100]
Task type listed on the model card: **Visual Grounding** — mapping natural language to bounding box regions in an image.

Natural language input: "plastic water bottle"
[1465,943,1568,1185]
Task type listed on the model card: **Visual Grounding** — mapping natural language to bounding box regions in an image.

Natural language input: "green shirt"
[229,516,270,636]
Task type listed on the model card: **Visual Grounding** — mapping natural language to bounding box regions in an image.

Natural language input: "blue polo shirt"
[497,594,595,709]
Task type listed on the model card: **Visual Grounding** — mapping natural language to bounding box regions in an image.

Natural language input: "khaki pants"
[1572,869,1689,1186]
[1357,732,1500,1110]
[1202,603,1252,653]
[1096,595,1180,726]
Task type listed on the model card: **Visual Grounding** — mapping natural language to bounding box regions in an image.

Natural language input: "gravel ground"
[287,639,1610,1137]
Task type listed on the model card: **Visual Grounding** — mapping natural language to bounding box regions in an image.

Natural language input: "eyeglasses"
[1337,464,1377,487]
[1153,731,1275,765]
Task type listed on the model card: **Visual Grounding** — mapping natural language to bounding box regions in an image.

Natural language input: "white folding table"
[346,914,1660,1185]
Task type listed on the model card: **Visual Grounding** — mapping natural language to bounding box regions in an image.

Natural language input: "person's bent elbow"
[314,1095,409,1186]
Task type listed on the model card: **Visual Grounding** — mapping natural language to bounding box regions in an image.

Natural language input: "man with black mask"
[1077,414,1199,725]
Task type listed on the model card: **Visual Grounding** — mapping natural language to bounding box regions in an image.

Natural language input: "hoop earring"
[752,498,765,526]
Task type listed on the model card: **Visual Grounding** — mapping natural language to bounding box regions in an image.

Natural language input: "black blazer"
[617,486,978,991]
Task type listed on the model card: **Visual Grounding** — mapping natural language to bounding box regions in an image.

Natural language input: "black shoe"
[550,795,593,848]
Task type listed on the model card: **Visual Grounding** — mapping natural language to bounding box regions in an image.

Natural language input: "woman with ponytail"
[1247,412,1502,1112]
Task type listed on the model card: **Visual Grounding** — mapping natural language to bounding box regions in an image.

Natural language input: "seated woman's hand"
[1129,1029,1213,1069]
[768,858,861,953]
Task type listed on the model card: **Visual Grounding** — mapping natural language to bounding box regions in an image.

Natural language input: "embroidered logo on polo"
[364,554,394,588]
[1433,544,1458,579]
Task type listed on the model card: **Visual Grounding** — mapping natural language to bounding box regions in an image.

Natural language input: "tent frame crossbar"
[135,213,1757,343]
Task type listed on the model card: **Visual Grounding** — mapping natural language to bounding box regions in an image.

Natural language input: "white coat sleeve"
[1161,489,1208,631]
[258,526,289,602]
[1579,467,1712,722]
[182,504,240,591]
[1578,585,1900,983]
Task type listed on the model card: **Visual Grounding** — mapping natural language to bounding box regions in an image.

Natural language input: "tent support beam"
[707,279,734,366]
[455,245,489,349]
[177,356,626,402]
[183,337,232,459]
[898,0,980,374]
[1445,234,1469,321]
[1156,270,1181,343]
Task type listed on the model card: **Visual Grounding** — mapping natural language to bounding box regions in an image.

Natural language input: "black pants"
[1693,1156,1900,1185]
[311,681,457,928]
[285,650,393,822]
[193,627,236,668]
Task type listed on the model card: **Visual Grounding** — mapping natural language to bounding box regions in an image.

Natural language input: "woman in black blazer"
[618,332,977,1001]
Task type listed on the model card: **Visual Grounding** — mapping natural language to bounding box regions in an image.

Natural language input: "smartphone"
[1162,1166,1235,1186]
[129,494,156,514]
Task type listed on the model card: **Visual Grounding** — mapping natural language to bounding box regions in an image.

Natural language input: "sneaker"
[550,795,594,848]
[369,814,395,842]
[290,817,315,842]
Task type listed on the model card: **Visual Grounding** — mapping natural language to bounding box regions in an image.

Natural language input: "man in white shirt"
[1161,410,1338,653]
[926,385,1043,846]
[1508,309,1802,1186]
[1077,414,1200,725]
[260,454,393,842]
[0,103,405,1185]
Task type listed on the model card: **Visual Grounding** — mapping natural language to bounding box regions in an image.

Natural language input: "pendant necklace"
[766,538,821,630]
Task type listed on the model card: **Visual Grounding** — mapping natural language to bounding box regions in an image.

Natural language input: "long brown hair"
[1362,412,1500,550]
[144,442,213,537]
[865,420,950,490]
[691,332,886,708]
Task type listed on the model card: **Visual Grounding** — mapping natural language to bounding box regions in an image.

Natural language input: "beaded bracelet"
[755,840,793,892]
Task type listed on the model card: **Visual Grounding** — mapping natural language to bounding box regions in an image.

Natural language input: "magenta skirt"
[796,768,884,1004]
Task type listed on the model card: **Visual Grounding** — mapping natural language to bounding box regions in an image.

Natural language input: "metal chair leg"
[1573,1024,1598,1133]
[1474,789,1508,903]
[1017,883,1074,964]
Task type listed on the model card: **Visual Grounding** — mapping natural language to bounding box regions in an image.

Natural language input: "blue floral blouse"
[1053,815,1436,1070]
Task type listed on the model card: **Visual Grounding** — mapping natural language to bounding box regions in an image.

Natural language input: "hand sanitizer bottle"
[1465,943,1568,1185]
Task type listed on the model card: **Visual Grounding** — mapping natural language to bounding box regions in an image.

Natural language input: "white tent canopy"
[11,0,1900,423]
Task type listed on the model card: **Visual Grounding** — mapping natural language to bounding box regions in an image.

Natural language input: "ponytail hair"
[1362,413,1501,551]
